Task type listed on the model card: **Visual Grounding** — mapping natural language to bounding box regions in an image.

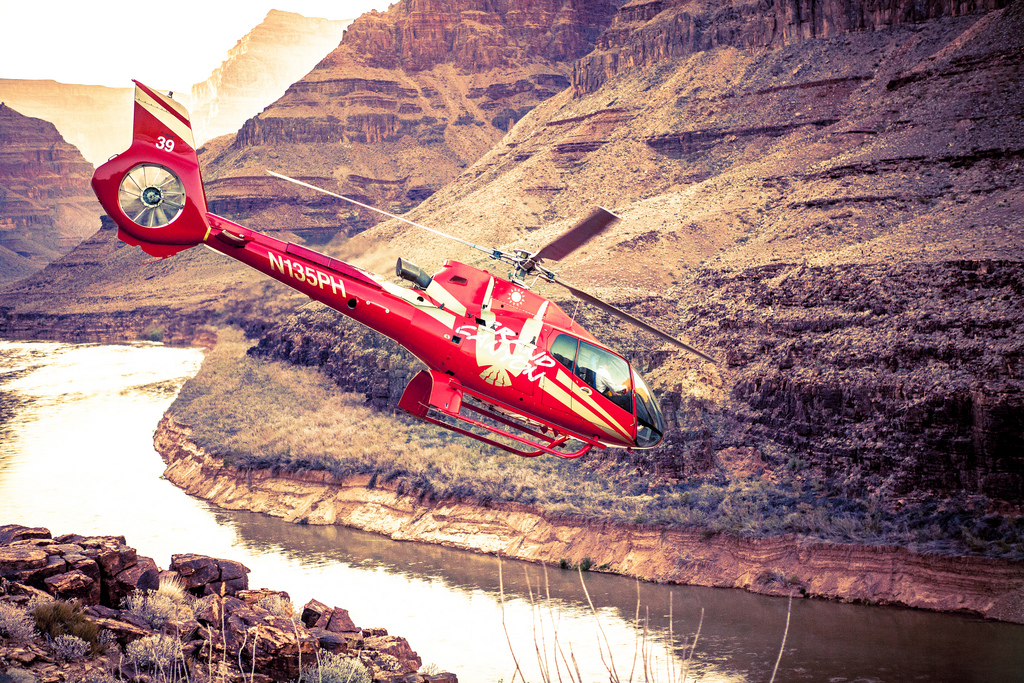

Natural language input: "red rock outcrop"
[0,103,100,286]
[189,10,352,145]
[200,0,619,241]
[0,525,451,683]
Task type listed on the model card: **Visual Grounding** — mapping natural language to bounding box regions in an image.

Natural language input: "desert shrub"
[0,602,36,641]
[301,652,370,683]
[123,577,193,628]
[255,593,296,619]
[99,629,119,651]
[52,634,90,661]
[125,634,184,673]
[33,600,99,653]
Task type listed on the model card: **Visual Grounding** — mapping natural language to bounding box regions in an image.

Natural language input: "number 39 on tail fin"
[91,81,210,258]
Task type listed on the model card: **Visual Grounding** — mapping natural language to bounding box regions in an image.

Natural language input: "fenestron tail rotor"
[118,164,185,228]
[266,170,716,363]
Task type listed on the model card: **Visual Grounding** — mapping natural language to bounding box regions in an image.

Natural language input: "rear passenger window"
[550,334,579,372]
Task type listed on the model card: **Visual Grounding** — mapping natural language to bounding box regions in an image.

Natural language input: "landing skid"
[398,370,599,459]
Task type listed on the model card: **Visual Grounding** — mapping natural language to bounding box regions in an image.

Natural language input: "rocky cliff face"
[199,0,620,242]
[0,104,100,286]
[245,1,1023,513]
[189,10,351,146]
[572,0,1008,94]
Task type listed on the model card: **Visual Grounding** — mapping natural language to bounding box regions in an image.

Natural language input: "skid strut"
[398,370,600,458]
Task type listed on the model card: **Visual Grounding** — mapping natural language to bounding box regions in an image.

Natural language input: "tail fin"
[92,82,210,258]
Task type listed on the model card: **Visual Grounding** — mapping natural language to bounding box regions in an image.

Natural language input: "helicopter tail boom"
[91,82,211,258]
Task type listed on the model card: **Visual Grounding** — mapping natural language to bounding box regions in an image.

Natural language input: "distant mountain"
[0,11,351,168]
[0,104,100,285]
[0,80,133,167]
[189,10,352,145]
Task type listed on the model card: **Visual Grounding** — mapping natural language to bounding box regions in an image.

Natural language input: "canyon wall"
[572,0,1009,94]
[154,416,1024,624]
[0,104,100,286]
[189,10,351,146]
[199,0,621,241]
[0,80,133,167]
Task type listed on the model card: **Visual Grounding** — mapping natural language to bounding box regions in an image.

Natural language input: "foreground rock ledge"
[0,524,455,683]
[156,417,1024,624]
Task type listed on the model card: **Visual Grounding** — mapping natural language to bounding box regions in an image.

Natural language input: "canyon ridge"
[0,0,1022,618]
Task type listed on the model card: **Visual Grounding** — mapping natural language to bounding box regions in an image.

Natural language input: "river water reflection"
[1,340,1022,682]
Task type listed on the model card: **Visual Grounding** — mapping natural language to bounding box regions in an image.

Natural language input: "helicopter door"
[571,342,633,415]
[540,333,578,414]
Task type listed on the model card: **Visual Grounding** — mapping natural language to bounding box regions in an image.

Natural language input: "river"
[0,340,1021,682]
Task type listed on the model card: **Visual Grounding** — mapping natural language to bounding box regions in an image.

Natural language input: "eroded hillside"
[276,0,1024,508]
[1,0,1021,536]
[197,0,621,241]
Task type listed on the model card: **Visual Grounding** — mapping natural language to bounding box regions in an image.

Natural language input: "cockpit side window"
[550,334,579,372]
[633,369,665,447]
[576,342,632,413]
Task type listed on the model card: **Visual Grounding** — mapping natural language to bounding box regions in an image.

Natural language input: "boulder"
[106,555,159,607]
[326,606,358,634]
[170,554,221,590]
[43,569,99,604]
[90,539,137,578]
[0,525,50,546]
[87,615,151,646]
[170,554,250,595]
[307,627,355,654]
[0,547,48,577]
[363,634,422,674]
[300,599,331,629]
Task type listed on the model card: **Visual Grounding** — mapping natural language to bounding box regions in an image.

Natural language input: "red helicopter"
[92,82,714,459]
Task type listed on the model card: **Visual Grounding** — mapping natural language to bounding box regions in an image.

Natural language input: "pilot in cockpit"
[595,360,628,398]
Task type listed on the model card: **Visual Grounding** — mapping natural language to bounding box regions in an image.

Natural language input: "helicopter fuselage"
[91,82,670,458]
[198,212,652,456]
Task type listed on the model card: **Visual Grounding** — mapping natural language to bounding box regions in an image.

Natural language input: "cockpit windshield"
[632,369,665,447]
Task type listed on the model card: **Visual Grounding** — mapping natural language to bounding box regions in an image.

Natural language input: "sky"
[0,0,393,91]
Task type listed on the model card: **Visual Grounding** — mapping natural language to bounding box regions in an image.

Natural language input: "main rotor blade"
[555,278,717,364]
[267,170,500,259]
[532,207,619,262]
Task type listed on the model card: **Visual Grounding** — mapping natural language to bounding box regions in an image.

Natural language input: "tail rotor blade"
[532,207,619,263]
[555,278,716,364]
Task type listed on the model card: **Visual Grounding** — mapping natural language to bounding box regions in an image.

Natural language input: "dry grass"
[168,328,1024,557]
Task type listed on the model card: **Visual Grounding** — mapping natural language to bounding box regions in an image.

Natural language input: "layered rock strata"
[572,0,1010,94]
[0,524,452,682]
[200,0,620,241]
[153,418,1024,624]
[0,104,100,286]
